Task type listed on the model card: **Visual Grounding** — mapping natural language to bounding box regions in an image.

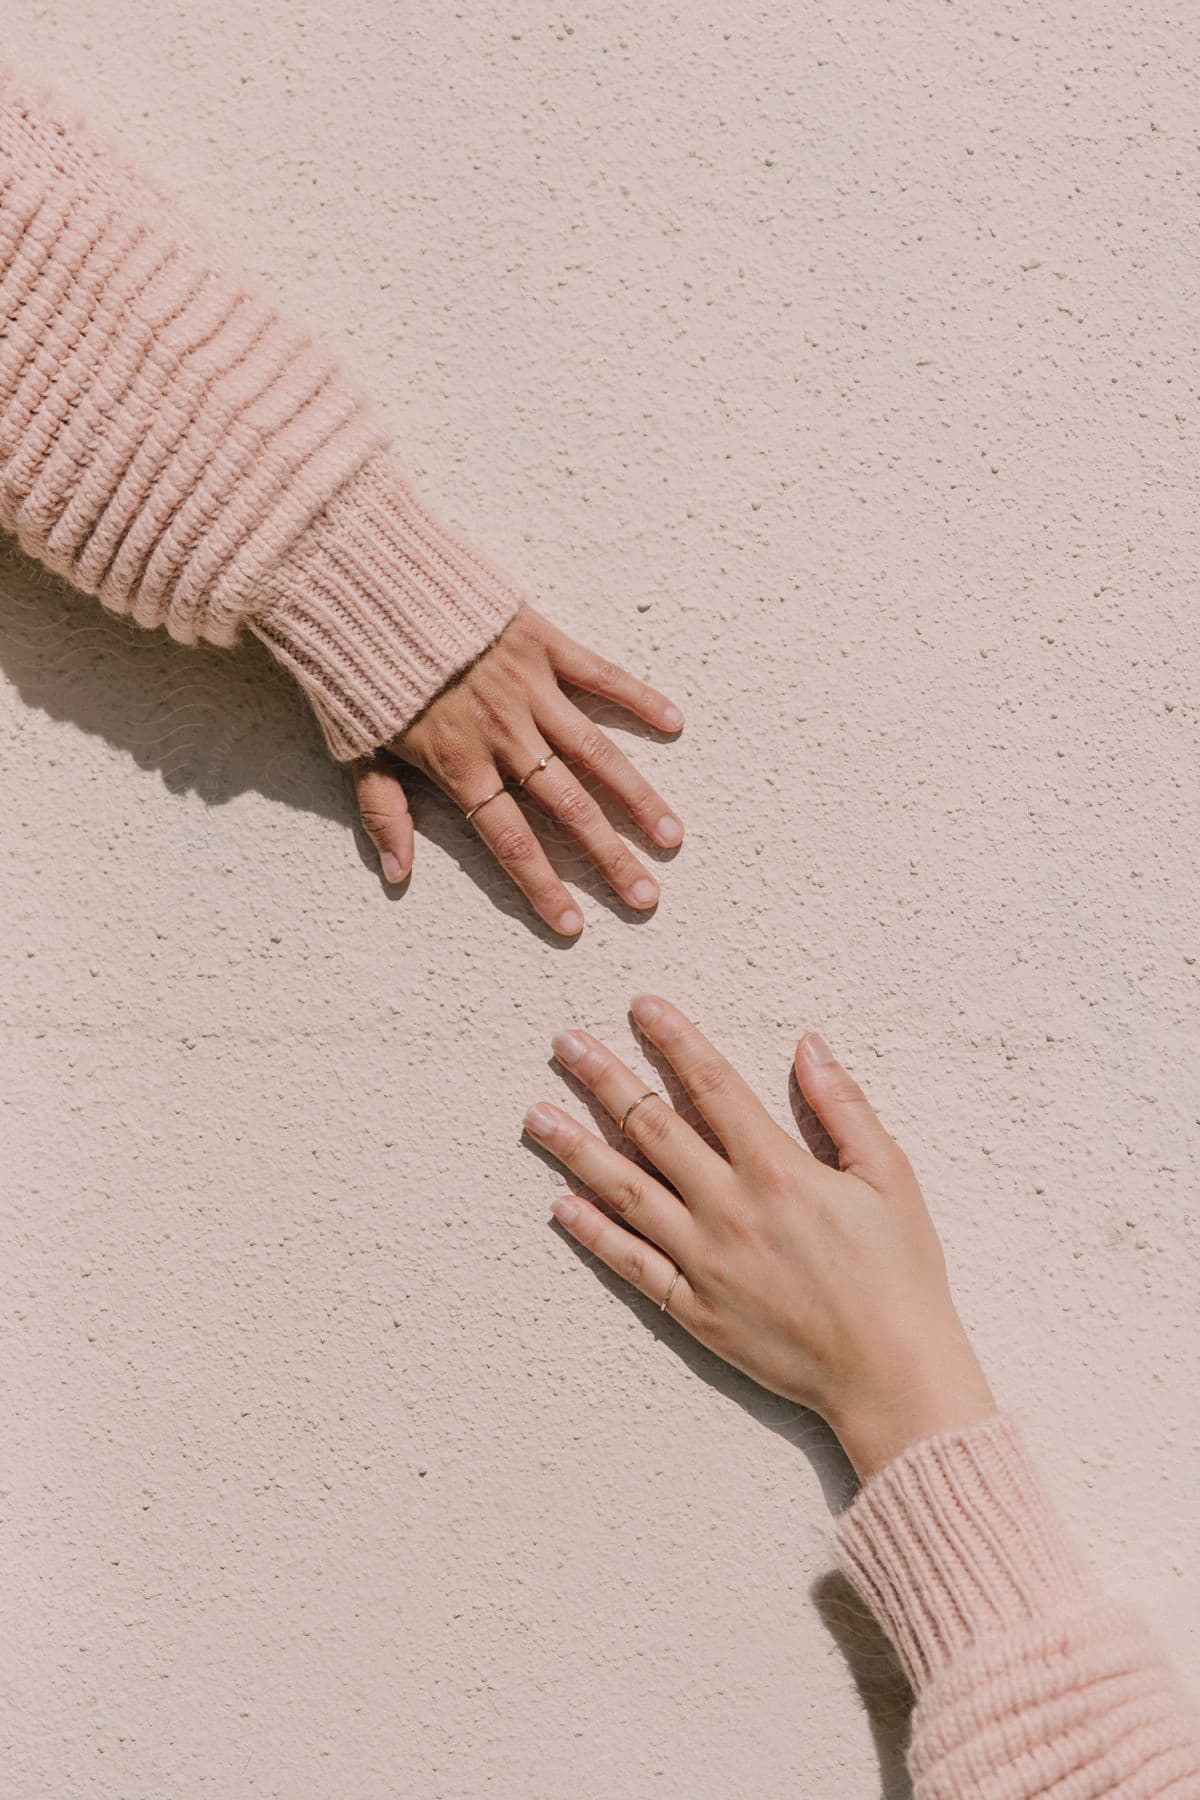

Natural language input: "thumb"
[794,1032,898,1181]
[353,757,414,885]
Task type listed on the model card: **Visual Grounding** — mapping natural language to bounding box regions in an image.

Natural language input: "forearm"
[0,64,521,758]
[834,1415,1200,1798]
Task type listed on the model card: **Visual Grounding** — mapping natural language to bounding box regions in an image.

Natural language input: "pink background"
[2,3,1197,1795]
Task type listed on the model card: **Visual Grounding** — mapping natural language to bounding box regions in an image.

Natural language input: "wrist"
[828,1333,997,1484]
[252,453,523,761]
[833,1414,1098,1690]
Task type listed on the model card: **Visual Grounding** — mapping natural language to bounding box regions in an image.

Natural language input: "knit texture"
[0,66,523,759]
[835,1415,1200,1797]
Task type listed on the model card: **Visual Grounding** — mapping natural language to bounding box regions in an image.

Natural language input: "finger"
[550,1028,723,1198]
[539,696,684,850]
[628,995,780,1163]
[353,758,414,884]
[515,751,661,910]
[467,787,584,938]
[549,634,684,736]
[524,1100,694,1261]
[794,1033,899,1181]
[414,742,586,938]
[547,1190,694,1319]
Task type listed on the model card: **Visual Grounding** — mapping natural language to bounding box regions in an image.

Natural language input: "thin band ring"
[619,1091,660,1135]
[660,1268,681,1314]
[464,786,507,825]
[517,751,558,788]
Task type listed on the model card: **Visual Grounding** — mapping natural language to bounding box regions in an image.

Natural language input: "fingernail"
[802,1031,836,1065]
[552,1031,586,1066]
[381,851,405,883]
[557,908,584,936]
[630,878,659,908]
[552,1196,580,1226]
[524,1104,559,1137]
[631,994,662,1026]
[662,705,683,731]
[655,816,683,848]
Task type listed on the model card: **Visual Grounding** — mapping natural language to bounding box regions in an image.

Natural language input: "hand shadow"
[0,540,677,938]
[812,1571,914,1800]
[528,1034,916,1798]
[0,535,356,820]
[7,540,906,1787]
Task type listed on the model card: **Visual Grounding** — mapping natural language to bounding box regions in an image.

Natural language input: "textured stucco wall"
[2,5,1198,1796]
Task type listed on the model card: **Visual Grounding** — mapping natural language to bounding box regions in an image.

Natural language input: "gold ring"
[464,786,507,825]
[660,1268,681,1314]
[517,751,557,787]
[619,1091,659,1134]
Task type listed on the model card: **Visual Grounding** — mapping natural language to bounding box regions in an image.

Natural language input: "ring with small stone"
[516,752,557,787]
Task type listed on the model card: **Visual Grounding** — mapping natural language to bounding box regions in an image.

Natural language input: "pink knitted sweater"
[0,67,523,760]
[835,1416,1200,1795]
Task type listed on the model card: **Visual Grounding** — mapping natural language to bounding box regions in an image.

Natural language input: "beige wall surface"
[2,4,1198,1796]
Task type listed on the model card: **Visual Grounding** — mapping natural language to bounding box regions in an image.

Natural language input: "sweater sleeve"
[833,1415,1200,1798]
[0,66,523,760]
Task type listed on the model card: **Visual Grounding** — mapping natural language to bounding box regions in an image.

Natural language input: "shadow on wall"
[0,537,679,939]
[540,1194,916,1799]
[3,532,913,1794]
[532,1057,917,1796]
[813,1572,915,1800]
[0,532,354,820]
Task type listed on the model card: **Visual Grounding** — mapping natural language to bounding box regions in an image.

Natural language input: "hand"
[523,997,996,1482]
[352,606,684,934]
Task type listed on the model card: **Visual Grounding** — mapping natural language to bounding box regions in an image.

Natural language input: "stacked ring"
[517,752,557,787]
[618,1091,660,1134]
[465,752,558,824]
[464,787,507,825]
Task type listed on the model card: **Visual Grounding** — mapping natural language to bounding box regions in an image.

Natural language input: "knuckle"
[878,1135,913,1180]
[490,825,536,869]
[468,685,510,734]
[608,1176,644,1220]
[357,806,392,841]
[631,1101,671,1148]
[569,1198,597,1239]
[623,1247,648,1291]
[745,1146,792,1191]
[576,729,615,770]
[686,1283,721,1335]
[426,725,472,787]
[594,657,628,691]
[394,731,430,777]
[530,876,569,913]
[681,1270,724,1333]
[649,1010,681,1045]
[552,785,597,829]
[685,1057,728,1101]
[714,1192,756,1245]
[603,848,639,886]
[508,606,542,648]
[502,614,547,666]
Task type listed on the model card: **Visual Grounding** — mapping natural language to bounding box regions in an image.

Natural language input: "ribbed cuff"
[251,452,525,760]
[833,1415,1097,1692]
